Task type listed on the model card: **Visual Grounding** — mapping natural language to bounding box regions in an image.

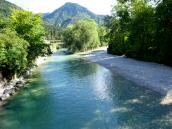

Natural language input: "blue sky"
[7,0,116,15]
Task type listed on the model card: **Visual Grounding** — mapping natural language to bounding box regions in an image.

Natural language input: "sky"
[6,0,116,15]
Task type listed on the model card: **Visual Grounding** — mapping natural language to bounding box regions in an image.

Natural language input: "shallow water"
[0,50,172,129]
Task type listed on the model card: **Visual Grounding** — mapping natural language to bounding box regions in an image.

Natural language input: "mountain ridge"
[43,2,105,27]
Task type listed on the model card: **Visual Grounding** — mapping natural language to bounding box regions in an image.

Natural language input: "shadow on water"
[0,50,172,129]
[104,73,172,129]
[77,67,172,129]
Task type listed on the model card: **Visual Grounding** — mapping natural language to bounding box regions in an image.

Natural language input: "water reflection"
[63,59,98,78]
[0,51,172,129]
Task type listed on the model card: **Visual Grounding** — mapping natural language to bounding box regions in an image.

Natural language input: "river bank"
[78,47,172,105]
[1,48,172,129]
[0,56,48,104]
[0,41,59,105]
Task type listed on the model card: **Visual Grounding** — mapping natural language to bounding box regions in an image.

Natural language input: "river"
[0,50,172,129]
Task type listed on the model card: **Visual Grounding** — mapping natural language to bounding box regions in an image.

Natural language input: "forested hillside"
[106,0,172,66]
[0,0,21,16]
[44,2,106,40]
[43,2,105,27]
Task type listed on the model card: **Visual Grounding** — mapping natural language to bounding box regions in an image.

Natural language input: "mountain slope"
[43,2,105,27]
[0,0,21,17]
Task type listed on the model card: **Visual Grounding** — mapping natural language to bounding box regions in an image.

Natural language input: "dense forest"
[106,0,172,66]
[0,10,50,80]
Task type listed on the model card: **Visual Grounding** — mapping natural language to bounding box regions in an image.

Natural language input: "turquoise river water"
[0,50,172,129]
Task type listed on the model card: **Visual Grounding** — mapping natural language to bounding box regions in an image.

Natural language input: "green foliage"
[107,0,172,66]
[127,0,155,60]
[0,0,21,17]
[155,0,172,65]
[107,1,131,55]
[44,22,63,40]
[0,15,11,29]
[10,10,49,67]
[63,20,100,52]
[0,28,28,79]
[98,26,108,46]
[0,10,49,79]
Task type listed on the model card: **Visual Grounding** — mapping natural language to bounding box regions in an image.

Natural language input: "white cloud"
[6,0,116,15]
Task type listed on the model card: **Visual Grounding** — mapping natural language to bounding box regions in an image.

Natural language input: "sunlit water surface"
[0,50,172,129]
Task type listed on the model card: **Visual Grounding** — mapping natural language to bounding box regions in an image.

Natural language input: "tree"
[98,26,108,46]
[63,20,100,53]
[44,22,63,40]
[10,10,49,67]
[127,0,155,60]
[106,0,172,66]
[155,0,172,65]
[107,1,130,55]
[0,10,51,80]
[0,28,28,79]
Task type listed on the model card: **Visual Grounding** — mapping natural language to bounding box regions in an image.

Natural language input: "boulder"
[14,87,20,91]
[16,81,23,85]
[15,81,24,88]
[1,94,10,100]
[3,88,15,96]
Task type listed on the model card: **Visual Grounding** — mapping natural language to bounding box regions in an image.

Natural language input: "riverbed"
[81,47,172,105]
[0,50,172,129]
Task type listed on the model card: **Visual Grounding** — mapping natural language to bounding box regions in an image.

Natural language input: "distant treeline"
[44,22,63,40]
[106,0,172,66]
[0,10,50,80]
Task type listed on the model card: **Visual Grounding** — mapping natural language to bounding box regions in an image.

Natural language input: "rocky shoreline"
[0,56,48,105]
[0,80,25,101]
[0,69,33,105]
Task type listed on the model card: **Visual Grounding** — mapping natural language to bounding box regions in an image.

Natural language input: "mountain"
[0,0,21,17]
[43,2,105,27]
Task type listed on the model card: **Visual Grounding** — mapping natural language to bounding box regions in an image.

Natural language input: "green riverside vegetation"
[0,10,50,80]
[106,0,172,66]
[0,0,171,80]
[62,20,105,53]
